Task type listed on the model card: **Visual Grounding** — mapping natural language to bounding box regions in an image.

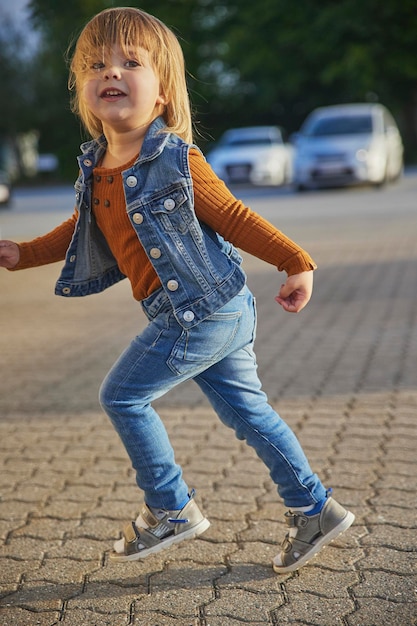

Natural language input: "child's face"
[82,44,165,135]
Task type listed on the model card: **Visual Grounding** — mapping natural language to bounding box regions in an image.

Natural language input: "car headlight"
[356,148,368,162]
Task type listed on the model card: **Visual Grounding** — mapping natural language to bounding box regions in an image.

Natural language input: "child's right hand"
[0,240,20,269]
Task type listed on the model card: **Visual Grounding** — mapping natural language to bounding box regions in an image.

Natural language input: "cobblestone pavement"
[1,179,416,625]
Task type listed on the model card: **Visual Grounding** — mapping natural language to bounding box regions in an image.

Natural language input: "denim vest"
[55,117,246,329]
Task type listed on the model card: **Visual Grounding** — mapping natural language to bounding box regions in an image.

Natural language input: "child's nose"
[104,66,121,80]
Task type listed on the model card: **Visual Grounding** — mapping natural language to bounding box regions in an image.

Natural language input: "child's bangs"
[80,11,161,68]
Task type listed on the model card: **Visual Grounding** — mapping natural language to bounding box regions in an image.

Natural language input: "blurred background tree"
[0,11,39,178]
[4,0,417,181]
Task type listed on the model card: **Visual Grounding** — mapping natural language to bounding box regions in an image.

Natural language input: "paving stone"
[45,537,108,560]
[284,569,359,597]
[170,537,238,564]
[345,598,417,626]
[126,586,214,619]
[360,525,416,550]
[0,606,61,625]
[61,607,131,625]
[151,562,226,592]
[356,545,416,574]
[24,557,100,584]
[263,593,355,625]
[373,473,417,490]
[2,580,81,611]
[216,563,281,592]
[0,502,34,521]
[1,485,52,503]
[350,570,417,602]
[1,537,51,560]
[204,587,285,623]
[365,505,417,527]
[370,489,415,508]
[0,557,42,583]
[201,519,248,542]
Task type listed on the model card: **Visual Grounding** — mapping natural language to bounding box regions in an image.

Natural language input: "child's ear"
[157,93,166,105]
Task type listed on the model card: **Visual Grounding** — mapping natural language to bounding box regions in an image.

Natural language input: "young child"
[0,7,354,573]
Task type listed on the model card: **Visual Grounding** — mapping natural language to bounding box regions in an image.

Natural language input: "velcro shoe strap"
[123,521,138,544]
[122,522,161,556]
[282,535,312,555]
[285,512,309,529]
[140,504,159,528]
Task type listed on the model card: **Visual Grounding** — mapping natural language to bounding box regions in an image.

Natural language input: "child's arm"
[190,150,316,277]
[0,241,20,269]
[190,150,316,311]
[0,212,78,271]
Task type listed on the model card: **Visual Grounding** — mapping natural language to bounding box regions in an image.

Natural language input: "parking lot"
[1,174,416,625]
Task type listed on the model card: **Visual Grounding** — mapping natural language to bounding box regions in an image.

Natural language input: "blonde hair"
[68,7,193,143]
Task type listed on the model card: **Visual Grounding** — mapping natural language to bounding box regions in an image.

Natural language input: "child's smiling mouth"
[100,88,126,100]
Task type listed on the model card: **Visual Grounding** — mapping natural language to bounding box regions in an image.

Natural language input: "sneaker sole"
[109,517,211,563]
[273,510,355,574]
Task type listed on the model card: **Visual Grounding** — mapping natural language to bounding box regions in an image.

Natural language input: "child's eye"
[91,62,105,71]
[125,59,140,68]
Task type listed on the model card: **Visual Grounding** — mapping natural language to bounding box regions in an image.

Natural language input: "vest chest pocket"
[148,187,191,234]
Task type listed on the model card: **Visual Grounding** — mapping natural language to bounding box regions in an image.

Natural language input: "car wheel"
[0,195,11,208]
[390,161,403,182]
[373,161,388,189]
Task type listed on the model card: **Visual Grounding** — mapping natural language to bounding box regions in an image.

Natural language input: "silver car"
[206,126,293,186]
[293,103,404,190]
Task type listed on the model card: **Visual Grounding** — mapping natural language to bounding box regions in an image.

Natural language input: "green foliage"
[5,0,417,179]
[0,13,37,135]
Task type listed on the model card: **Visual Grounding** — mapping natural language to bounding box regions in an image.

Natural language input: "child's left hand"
[275,271,314,313]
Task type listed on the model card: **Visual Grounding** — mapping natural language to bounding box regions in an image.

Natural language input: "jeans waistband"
[141,287,172,321]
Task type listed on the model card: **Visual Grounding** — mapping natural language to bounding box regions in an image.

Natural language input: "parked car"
[292,103,404,190]
[206,126,293,186]
[0,170,11,206]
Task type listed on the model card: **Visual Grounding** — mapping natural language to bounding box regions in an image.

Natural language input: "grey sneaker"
[273,496,355,573]
[110,491,210,562]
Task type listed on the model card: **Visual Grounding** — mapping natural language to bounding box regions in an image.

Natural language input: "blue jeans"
[99,285,326,510]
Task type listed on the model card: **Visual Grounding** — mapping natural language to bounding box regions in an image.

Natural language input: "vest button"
[183,310,195,322]
[132,213,143,224]
[83,158,92,167]
[62,287,71,294]
[150,248,161,259]
[167,280,179,291]
[164,198,175,210]
[126,175,138,187]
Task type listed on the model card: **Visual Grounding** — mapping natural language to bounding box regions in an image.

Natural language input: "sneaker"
[110,491,210,562]
[273,496,355,574]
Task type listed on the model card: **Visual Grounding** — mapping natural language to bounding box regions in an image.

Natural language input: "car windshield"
[307,114,373,137]
[222,137,274,147]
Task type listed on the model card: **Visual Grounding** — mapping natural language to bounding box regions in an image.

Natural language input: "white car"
[206,126,293,186]
[0,171,11,206]
[293,103,404,190]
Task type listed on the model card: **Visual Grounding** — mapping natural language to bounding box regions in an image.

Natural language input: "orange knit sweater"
[14,148,316,301]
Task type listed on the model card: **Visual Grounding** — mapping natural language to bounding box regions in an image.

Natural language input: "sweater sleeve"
[11,210,78,270]
[189,148,316,275]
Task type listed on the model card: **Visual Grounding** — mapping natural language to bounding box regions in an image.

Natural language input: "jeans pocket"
[167,310,241,376]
